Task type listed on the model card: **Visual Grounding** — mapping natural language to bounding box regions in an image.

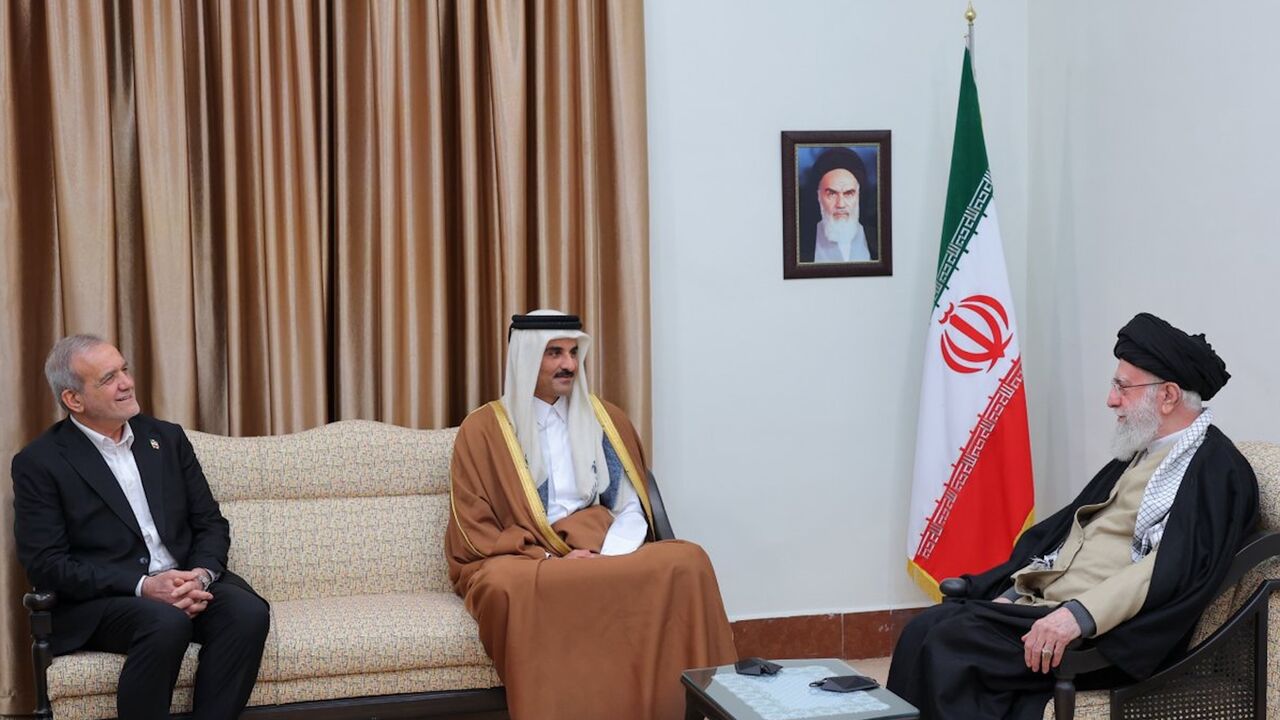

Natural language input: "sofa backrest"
[188,420,458,602]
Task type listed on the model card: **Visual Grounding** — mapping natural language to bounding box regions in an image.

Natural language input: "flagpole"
[907,4,1035,600]
[965,2,977,63]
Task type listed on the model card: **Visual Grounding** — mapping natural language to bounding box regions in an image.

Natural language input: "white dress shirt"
[70,416,178,595]
[534,397,646,556]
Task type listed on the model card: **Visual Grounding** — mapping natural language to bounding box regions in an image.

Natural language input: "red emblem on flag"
[938,295,1011,374]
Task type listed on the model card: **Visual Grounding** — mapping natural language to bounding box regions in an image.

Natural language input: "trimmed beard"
[1110,385,1162,460]
[819,206,860,245]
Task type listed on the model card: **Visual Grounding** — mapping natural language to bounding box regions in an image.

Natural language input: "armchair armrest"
[1050,530,1280,720]
[1215,531,1280,596]
[646,470,676,541]
[939,577,969,598]
[23,590,56,720]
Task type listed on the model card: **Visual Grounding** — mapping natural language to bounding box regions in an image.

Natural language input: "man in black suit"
[13,334,269,720]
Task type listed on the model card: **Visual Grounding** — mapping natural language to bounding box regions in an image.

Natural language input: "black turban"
[811,147,868,189]
[1114,313,1230,400]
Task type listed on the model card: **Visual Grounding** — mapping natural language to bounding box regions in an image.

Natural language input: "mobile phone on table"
[809,674,879,693]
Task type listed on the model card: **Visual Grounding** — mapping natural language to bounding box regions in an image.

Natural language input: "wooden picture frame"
[782,130,892,279]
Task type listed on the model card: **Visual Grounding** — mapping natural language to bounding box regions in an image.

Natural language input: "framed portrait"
[781,130,892,279]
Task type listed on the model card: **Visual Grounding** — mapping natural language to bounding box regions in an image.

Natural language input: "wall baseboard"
[730,607,926,661]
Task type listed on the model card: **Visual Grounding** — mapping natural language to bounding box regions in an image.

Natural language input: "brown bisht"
[445,396,738,720]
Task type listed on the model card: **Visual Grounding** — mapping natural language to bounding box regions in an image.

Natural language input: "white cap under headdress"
[502,309,609,501]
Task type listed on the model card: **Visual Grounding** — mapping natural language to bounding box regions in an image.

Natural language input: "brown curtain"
[331,0,649,428]
[0,0,649,713]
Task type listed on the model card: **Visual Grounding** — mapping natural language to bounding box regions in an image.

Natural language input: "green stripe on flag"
[933,48,992,308]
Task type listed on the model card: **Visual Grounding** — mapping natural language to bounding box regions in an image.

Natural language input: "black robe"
[889,425,1259,719]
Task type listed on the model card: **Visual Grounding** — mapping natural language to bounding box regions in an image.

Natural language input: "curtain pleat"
[331,0,649,432]
[0,0,648,712]
[1,1,61,707]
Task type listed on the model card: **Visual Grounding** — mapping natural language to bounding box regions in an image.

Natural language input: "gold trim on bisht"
[488,400,573,556]
[449,481,486,558]
[589,394,656,536]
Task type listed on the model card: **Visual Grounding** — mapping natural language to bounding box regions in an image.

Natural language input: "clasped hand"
[560,549,600,560]
[142,569,213,618]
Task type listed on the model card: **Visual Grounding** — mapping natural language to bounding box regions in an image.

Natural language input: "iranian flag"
[907,48,1035,601]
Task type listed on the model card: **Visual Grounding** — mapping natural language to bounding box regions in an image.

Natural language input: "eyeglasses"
[1110,378,1165,395]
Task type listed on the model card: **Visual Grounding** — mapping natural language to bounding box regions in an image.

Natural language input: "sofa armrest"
[646,470,676,541]
[23,590,56,720]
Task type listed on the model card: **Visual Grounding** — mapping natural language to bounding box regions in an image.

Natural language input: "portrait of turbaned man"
[782,129,893,279]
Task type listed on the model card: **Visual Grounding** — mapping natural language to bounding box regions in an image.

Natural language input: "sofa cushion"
[47,591,495,713]
[49,661,498,720]
[189,420,460,600]
[48,645,202,700]
[265,592,490,681]
[267,666,502,707]
[219,494,453,600]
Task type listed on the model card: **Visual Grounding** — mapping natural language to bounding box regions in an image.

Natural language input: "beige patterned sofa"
[1044,440,1280,719]
[25,420,505,720]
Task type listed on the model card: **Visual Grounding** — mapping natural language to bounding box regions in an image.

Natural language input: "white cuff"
[600,498,647,556]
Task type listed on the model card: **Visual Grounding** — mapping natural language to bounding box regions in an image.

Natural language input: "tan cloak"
[445,397,737,719]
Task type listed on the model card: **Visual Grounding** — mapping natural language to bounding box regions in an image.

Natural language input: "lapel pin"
[150,439,159,450]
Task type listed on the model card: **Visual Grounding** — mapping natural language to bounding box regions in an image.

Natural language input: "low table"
[682,658,918,720]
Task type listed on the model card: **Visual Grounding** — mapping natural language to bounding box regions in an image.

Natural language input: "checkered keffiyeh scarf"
[1130,409,1213,562]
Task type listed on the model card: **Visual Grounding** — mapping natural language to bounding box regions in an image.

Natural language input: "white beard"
[1110,387,1162,460]
[819,209,861,245]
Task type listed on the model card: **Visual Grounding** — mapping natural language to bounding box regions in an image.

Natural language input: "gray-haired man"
[13,335,268,720]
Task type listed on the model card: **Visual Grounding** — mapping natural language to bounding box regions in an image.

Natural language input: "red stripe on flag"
[912,378,1034,581]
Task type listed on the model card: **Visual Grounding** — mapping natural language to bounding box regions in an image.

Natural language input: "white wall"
[648,0,1280,622]
[1024,2,1280,514]
[645,0,1030,618]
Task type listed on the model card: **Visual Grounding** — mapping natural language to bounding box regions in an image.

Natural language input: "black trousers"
[83,580,270,720]
[886,600,1056,720]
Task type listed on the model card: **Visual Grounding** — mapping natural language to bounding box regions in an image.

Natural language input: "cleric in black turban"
[1114,312,1230,400]
[887,313,1257,720]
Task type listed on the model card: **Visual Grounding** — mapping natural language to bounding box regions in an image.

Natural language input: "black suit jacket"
[12,413,247,654]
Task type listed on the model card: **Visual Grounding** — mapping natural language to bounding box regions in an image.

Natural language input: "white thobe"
[534,397,647,556]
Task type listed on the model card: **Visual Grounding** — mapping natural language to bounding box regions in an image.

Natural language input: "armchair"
[941,439,1280,720]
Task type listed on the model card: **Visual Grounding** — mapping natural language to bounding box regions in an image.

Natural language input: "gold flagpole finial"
[965,2,976,26]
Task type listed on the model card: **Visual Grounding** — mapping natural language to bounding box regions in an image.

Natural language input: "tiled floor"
[848,655,892,684]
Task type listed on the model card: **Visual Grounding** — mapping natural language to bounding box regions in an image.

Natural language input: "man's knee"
[896,601,968,652]
[202,584,271,647]
[238,595,270,643]
[471,558,534,602]
[136,603,194,654]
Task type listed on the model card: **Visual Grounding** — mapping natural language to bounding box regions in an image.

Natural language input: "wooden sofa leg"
[1053,677,1076,720]
[24,592,56,720]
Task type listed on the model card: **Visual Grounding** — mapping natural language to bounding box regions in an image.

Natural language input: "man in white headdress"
[445,310,737,720]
